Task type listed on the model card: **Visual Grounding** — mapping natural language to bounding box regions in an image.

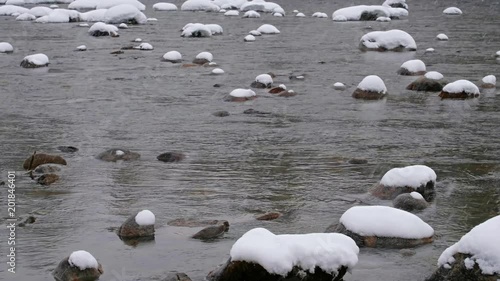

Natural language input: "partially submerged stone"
[157,152,185,163]
[167,218,227,227]
[118,210,155,239]
[23,153,67,170]
[406,77,446,92]
[97,148,140,162]
[256,212,281,221]
[393,192,429,212]
[53,251,103,281]
[192,221,229,240]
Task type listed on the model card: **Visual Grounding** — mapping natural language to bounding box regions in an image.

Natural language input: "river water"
[0,0,499,280]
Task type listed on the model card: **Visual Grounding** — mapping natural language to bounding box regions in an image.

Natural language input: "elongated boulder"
[23,153,67,170]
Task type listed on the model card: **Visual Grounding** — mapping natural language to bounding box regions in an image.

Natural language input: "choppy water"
[0,0,499,280]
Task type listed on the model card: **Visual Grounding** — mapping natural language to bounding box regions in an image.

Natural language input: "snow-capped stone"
[224,10,239,16]
[118,23,128,28]
[481,75,496,88]
[76,45,87,51]
[88,22,119,37]
[272,12,282,17]
[407,75,445,92]
[0,42,14,53]
[333,82,346,90]
[219,9,226,13]
[205,24,223,35]
[425,48,435,53]
[53,251,103,281]
[147,17,157,21]
[16,12,36,21]
[332,15,347,22]
[119,210,155,238]
[251,73,273,88]
[296,12,305,17]
[425,71,444,80]
[240,1,282,13]
[104,4,147,24]
[20,53,49,68]
[273,7,285,15]
[256,24,280,34]
[443,7,462,15]
[135,210,155,226]
[35,9,80,23]
[69,0,146,11]
[243,10,260,18]
[181,0,220,12]
[382,0,408,10]
[436,33,448,41]
[393,192,429,212]
[211,68,224,75]
[397,59,426,75]
[439,80,480,99]
[332,5,407,21]
[376,16,391,22]
[181,23,212,37]
[225,88,256,102]
[360,29,416,51]
[192,51,213,64]
[334,205,434,248]
[135,42,153,50]
[50,4,59,8]
[133,38,142,42]
[293,9,299,13]
[29,6,53,17]
[78,9,107,22]
[244,34,255,42]
[152,2,177,11]
[312,12,327,18]
[249,30,261,36]
[212,0,246,10]
[352,75,387,99]
[496,51,500,57]
[0,5,29,16]
[68,250,99,270]
[162,50,182,63]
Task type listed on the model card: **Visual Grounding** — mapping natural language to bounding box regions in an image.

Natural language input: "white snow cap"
[152,2,178,11]
[249,30,261,36]
[244,35,256,42]
[257,24,280,34]
[256,73,273,85]
[0,5,29,16]
[380,165,436,188]
[360,29,416,50]
[425,71,444,80]
[36,9,80,23]
[163,51,181,61]
[230,89,256,98]
[340,206,434,239]
[76,45,87,51]
[79,9,107,22]
[240,1,283,13]
[181,23,212,37]
[332,5,407,21]
[410,191,424,200]
[442,80,480,95]
[0,42,14,53]
[181,0,220,12]
[382,0,408,10]
[357,75,387,93]
[70,0,146,11]
[23,54,49,66]
[136,43,153,50]
[104,4,147,24]
[243,10,260,18]
[29,6,53,17]
[425,48,435,53]
[230,228,359,276]
[212,68,224,74]
[333,82,346,89]
[79,23,90,27]
[438,215,500,275]
[296,12,305,17]
[147,17,157,21]
[332,15,347,22]
[273,12,283,17]
[115,150,125,156]
[376,16,391,22]
[88,22,119,36]
[400,59,426,73]
[196,51,213,62]
[312,12,328,18]
[224,10,239,16]
[135,210,155,226]
[482,75,496,85]
[68,250,99,270]
[436,33,448,41]
[443,7,462,15]
[16,13,35,21]
[119,23,128,28]
[496,50,500,57]
[133,38,142,42]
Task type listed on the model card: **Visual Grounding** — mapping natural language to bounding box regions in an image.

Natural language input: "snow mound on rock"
[257,24,279,34]
[68,250,99,270]
[442,80,479,95]
[104,4,147,24]
[357,75,387,93]
[135,210,155,225]
[153,2,177,11]
[360,29,416,51]
[380,165,436,188]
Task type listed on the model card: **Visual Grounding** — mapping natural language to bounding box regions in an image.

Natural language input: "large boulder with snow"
[397,59,426,75]
[97,148,140,162]
[162,51,182,63]
[104,4,147,24]
[0,5,29,16]
[331,206,434,248]
[20,53,49,68]
[88,22,119,37]
[439,80,480,99]
[35,9,81,23]
[181,0,220,12]
[426,215,500,281]
[406,71,446,92]
[118,210,155,238]
[332,5,407,21]
[352,75,387,100]
[225,89,256,102]
[23,153,67,170]
[360,29,416,51]
[371,165,437,201]
[207,228,359,281]
[393,192,429,212]
[53,250,103,281]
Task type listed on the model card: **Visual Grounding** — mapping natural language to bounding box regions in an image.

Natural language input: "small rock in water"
[79,23,89,27]
[213,84,222,87]
[289,74,306,80]
[192,221,229,240]
[58,146,79,153]
[348,158,368,164]
[133,38,142,42]
[37,174,60,185]
[213,111,230,117]
[147,18,158,21]
[211,68,224,75]
[425,48,435,53]
[244,35,255,42]
[256,212,282,221]
[333,82,346,90]
[436,33,449,41]
[119,23,128,29]
[110,50,124,54]
[157,152,185,163]
[19,215,36,227]
[118,210,155,239]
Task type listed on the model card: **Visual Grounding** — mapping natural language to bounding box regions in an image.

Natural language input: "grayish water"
[0,0,499,280]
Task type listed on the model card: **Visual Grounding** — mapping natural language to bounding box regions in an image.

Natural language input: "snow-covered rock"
[443,7,462,15]
[436,33,448,41]
[192,51,213,64]
[352,75,387,99]
[333,206,434,248]
[225,88,256,102]
[207,228,359,281]
[496,50,500,57]
[256,24,279,34]
[393,192,429,212]
[224,10,239,16]
[16,13,36,21]
[312,12,327,18]
[425,48,435,53]
[79,9,107,22]
[332,5,407,21]
[360,29,416,51]
[439,80,480,99]
[118,22,128,28]
[104,4,147,24]
[76,45,87,51]
[35,9,80,23]
[244,34,255,42]
[211,68,224,75]
[296,12,305,17]
[181,0,220,12]
[0,5,29,16]
[181,23,212,37]
[272,12,283,17]
[268,84,286,94]
[29,6,53,17]
[425,71,444,80]
[243,10,260,18]
[249,30,261,36]
[240,1,282,13]
[88,22,119,36]
[481,75,496,88]
[50,4,59,8]
[147,17,157,21]
[133,38,142,42]
[119,210,155,238]
[407,72,446,92]
[53,250,103,281]
[376,16,391,22]
[213,0,246,9]
[333,82,346,90]
[135,42,153,50]
[332,15,347,22]
[162,50,182,63]
[69,0,146,11]
[20,53,49,68]
[397,59,426,75]
[371,165,437,200]
[152,2,177,11]
[0,42,14,53]
[205,24,223,35]
[251,73,273,88]
[79,22,90,26]
[382,0,408,10]
[427,215,500,281]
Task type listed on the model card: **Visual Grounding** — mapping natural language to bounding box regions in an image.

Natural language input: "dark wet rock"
[250,81,270,89]
[53,256,103,281]
[406,77,445,92]
[330,223,433,248]
[23,153,67,170]
[277,90,297,97]
[224,95,257,102]
[425,253,499,281]
[118,213,155,239]
[360,10,387,21]
[18,216,36,227]
[97,148,140,162]
[90,30,119,37]
[268,86,286,94]
[397,68,426,76]
[393,193,429,212]
[348,158,368,164]
[162,272,192,281]
[157,152,185,163]
[256,212,281,221]
[213,111,230,117]
[20,59,49,68]
[167,218,227,227]
[192,221,229,240]
[121,45,135,50]
[193,58,210,65]
[57,146,79,153]
[207,258,348,281]
[213,84,222,87]
[34,164,61,174]
[352,88,387,100]
[37,174,60,185]
[480,83,496,89]
[243,109,271,115]
[110,50,124,54]
[0,181,4,186]
[371,180,435,201]
[439,91,480,99]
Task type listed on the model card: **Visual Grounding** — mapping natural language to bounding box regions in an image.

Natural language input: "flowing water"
[0,0,499,280]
